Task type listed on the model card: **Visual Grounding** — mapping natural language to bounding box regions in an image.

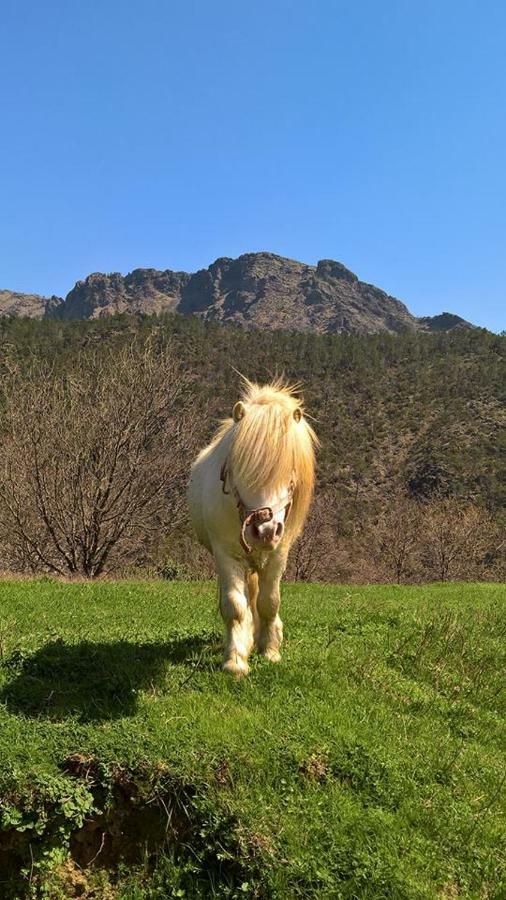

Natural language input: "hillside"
[0,314,503,582]
[0,579,504,898]
[0,253,475,334]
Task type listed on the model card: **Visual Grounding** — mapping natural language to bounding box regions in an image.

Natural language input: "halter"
[220,461,294,554]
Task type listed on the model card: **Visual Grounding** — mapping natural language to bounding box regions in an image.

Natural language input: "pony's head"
[223,378,318,552]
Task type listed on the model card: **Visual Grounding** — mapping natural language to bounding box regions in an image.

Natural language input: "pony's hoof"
[262,648,282,663]
[222,658,249,677]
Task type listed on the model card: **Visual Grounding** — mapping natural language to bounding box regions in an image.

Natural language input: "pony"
[187,378,318,675]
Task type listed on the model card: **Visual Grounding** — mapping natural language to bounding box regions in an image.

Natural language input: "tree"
[287,492,341,582]
[0,341,201,577]
[419,497,502,582]
[372,490,422,583]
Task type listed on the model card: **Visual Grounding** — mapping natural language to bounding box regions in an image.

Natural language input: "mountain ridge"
[0,252,476,334]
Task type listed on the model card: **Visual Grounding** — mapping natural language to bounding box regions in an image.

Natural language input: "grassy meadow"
[0,579,504,898]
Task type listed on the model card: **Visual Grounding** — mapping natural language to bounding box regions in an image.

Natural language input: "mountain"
[0,253,475,334]
[0,290,61,319]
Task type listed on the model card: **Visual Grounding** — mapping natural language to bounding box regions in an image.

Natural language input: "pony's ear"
[233,401,246,422]
[293,407,302,422]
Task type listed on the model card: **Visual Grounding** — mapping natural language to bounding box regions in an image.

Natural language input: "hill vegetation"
[0,314,503,582]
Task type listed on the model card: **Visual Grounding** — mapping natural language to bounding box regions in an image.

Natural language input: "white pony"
[187,379,318,675]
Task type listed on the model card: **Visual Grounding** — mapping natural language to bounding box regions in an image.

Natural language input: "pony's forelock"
[218,379,318,541]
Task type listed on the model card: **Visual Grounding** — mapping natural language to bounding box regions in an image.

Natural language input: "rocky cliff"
[0,253,475,334]
[0,290,61,319]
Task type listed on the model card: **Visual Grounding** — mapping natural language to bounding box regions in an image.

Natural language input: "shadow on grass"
[0,632,221,723]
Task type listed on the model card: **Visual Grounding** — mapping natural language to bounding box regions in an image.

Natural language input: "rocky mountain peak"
[316,259,359,284]
[0,253,477,335]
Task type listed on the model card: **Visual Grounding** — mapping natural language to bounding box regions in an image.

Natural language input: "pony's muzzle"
[251,518,284,548]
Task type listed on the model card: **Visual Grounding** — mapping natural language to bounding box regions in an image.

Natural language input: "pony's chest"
[248,550,270,573]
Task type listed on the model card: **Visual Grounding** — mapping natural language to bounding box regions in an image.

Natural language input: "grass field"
[0,579,504,898]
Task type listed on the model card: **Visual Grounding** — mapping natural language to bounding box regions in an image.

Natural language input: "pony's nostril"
[275,522,283,538]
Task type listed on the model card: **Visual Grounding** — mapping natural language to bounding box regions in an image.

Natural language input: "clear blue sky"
[1,0,505,330]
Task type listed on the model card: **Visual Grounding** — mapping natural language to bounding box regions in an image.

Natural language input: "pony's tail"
[247,572,259,640]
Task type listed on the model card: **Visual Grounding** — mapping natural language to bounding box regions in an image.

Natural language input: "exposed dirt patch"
[0,756,264,898]
[53,860,96,898]
[60,756,189,870]
[214,757,233,789]
[298,752,330,783]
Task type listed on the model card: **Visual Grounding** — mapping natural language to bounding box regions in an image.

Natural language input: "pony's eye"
[293,408,302,422]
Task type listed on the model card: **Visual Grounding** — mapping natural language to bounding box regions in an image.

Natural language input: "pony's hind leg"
[217,560,254,676]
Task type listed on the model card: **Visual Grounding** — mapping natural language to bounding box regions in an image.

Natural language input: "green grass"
[0,579,505,898]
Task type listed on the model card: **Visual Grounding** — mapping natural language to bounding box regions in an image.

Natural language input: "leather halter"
[220,461,294,554]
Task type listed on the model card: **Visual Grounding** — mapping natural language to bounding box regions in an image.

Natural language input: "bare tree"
[287,492,341,582]
[419,496,502,582]
[0,341,201,577]
[371,490,422,583]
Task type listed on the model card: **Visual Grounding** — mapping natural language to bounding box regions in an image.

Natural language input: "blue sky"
[1,0,505,330]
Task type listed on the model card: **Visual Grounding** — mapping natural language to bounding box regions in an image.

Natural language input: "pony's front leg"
[256,553,286,663]
[216,556,254,676]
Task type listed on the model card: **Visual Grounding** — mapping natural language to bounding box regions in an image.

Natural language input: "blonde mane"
[213,378,318,541]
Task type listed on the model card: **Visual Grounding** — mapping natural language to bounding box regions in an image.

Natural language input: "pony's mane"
[213,378,318,540]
